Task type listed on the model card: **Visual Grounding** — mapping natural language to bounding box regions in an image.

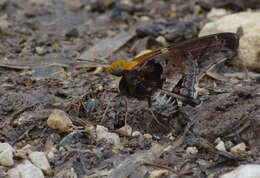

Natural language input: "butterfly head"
[110,59,138,76]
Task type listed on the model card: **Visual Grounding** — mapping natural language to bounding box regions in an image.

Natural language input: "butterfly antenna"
[74,58,110,69]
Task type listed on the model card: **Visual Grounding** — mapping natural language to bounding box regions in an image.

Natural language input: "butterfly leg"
[158,89,200,106]
[148,97,166,129]
[124,96,128,126]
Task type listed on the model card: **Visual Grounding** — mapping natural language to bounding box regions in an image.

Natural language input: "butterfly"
[109,33,239,129]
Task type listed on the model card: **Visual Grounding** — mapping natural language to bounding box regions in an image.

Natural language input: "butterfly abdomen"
[151,91,178,117]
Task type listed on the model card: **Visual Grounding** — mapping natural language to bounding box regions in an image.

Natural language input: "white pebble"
[186,147,198,154]
[143,133,153,140]
[96,125,122,150]
[115,124,132,136]
[215,141,226,152]
[29,151,52,176]
[8,160,44,178]
[0,143,15,166]
[150,170,169,178]
[132,131,142,137]
[35,47,45,55]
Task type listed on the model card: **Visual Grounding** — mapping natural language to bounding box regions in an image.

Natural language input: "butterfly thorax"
[110,60,138,75]
[119,69,154,99]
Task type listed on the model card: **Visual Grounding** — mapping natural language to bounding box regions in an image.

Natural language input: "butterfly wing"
[133,33,239,99]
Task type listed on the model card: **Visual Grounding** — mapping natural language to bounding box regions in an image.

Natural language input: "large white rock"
[207,8,229,21]
[0,143,15,153]
[220,164,260,178]
[8,160,44,178]
[200,12,260,71]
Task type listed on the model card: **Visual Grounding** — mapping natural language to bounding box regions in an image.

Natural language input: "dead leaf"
[79,29,136,61]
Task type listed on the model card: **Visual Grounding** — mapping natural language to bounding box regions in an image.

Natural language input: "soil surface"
[0,0,260,177]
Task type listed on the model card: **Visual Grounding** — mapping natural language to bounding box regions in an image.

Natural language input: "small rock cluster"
[0,143,52,178]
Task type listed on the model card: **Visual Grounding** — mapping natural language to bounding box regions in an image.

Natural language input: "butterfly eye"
[112,67,125,76]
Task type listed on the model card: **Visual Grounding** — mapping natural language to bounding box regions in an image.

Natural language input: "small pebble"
[121,0,133,6]
[47,151,55,160]
[215,141,226,152]
[231,143,246,154]
[169,135,175,141]
[14,150,27,159]
[166,133,175,141]
[96,125,122,150]
[59,147,66,152]
[87,98,96,113]
[47,109,73,132]
[225,140,234,150]
[98,85,103,91]
[140,16,150,22]
[153,135,160,140]
[35,47,46,55]
[84,124,96,138]
[115,124,132,136]
[111,83,117,89]
[186,147,198,154]
[150,170,169,178]
[29,151,52,176]
[65,28,79,38]
[0,18,10,32]
[59,131,85,146]
[132,131,142,137]
[155,36,167,46]
[214,137,222,144]
[143,133,152,140]
[14,144,32,159]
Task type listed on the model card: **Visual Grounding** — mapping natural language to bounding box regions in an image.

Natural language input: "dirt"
[0,0,260,177]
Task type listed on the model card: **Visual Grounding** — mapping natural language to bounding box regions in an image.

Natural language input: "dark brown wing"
[133,33,239,99]
[167,32,239,79]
